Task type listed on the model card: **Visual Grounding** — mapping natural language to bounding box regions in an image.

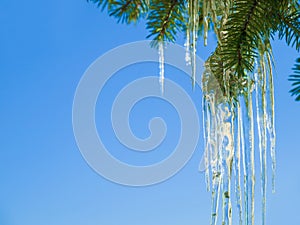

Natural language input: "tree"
[87,1,300,225]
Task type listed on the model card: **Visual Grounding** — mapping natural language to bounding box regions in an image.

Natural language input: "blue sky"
[1,1,300,225]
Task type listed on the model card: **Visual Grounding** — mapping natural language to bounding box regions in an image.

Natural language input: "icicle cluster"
[202,51,276,225]
[156,2,276,224]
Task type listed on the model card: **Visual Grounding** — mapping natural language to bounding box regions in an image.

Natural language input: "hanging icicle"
[203,0,209,46]
[202,90,211,192]
[202,55,276,225]
[235,102,243,225]
[185,0,191,66]
[202,66,235,225]
[246,74,255,225]
[186,0,200,87]
[185,32,191,65]
[158,42,165,93]
[202,66,221,225]
[265,51,276,193]
[220,103,233,225]
[256,48,268,225]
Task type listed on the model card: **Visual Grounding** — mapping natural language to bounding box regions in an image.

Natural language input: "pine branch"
[220,0,266,76]
[146,0,184,45]
[207,0,277,100]
[88,0,148,23]
[87,0,114,11]
[277,8,300,51]
[289,57,300,101]
[207,46,249,101]
[87,0,300,101]
[109,0,148,23]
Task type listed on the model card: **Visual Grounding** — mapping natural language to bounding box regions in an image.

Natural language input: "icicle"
[185,32,191,65]
[185,0,191,66]
[240,98,249,225]
[249,86,255,225]
[209,96,222,225]
[202,95,211,191]
[234,102,243,225]
[203,0,209,46]
[211,170,222,225]
[191,0,199,87]
[158,42,165,93]
[220,104,233,225]
[241,78,255,225]
[266,53,276,193]
[202,67,222,225]
[186,0,199,87]
[255,59,267,225]
[208,96,218,224]
[203,67,236,225]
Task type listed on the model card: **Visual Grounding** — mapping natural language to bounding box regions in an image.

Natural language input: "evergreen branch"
[277,9,300,51]
[88,0,148,23]
[146,0,184,45]
[88,0,300,101]
[109,0,148,23]
[220,0,265,76]
[87,0,114,11]
[208,0,276,100]
[208,46,249,100]
[289,57,300,101]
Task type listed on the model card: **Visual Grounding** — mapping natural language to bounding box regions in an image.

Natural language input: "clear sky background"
[1,1,300,225]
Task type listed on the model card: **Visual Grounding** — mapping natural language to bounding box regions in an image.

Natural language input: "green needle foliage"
[289,57,300,101]
[88,0,300,101]
[146,0,185,43]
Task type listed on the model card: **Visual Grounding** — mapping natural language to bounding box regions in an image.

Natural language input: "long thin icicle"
[158,42,164,93]
[202,95,211,191]
[185,32,191,65]
[266,52,276,193]
[241,79,255,225]
[240,97,248,224]
[255,60,267,225]
[249,84,255,225]
[235,102,243,225]
[203,0,209,46]
[186,0,199,87]
[191,0,199,87]
[185,0,191,66]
